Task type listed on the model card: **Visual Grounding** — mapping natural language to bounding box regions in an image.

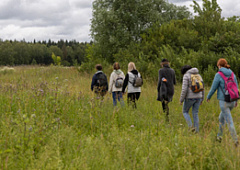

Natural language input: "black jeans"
[162,100,169,121]
[127,92,141,108]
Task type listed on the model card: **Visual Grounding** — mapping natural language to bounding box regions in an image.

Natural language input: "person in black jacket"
[91,64,108,98]
[157,59,176,121]
[122,62,142,108]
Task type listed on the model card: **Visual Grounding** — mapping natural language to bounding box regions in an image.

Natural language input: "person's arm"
[140,73,143,85]
[234,74,238,89]
[207,73,220,100]
[173,70,176,85]
[108,73,113,93]
[122,73,129,93]
[91,74,96,91]
[201,75,205,102]
[157,70,162,92]
[179,74,189,103]
[105,74,108,91]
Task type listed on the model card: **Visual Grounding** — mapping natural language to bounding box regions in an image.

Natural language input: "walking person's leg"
[183,99,195,130]
[192,99,201,132]
[112,92,117,106]
[162,101,166,112]
[218,100,238,143]
[224,101,238,143]
[117,91,124,107]
[162,100,169,122]
[128,93,135,108]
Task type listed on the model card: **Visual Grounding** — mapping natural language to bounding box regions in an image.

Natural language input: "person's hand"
[200,101,203,105]
[206,99,210,102]
[180,102,183,105]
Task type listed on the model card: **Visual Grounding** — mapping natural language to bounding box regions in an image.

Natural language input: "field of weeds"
[0,66,239,169]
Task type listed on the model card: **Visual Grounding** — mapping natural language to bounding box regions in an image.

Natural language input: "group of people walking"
[91,58,239,147]
[91,62,143,108]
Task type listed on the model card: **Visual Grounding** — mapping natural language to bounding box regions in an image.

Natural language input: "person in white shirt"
[108,62,125,106]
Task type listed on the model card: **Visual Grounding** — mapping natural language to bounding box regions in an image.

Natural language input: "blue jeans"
[183,98,201,132]
[112,91,124,107]
[218,100,238,142]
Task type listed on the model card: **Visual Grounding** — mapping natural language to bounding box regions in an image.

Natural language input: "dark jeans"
[112,91,124,107]
[127,92,141,108]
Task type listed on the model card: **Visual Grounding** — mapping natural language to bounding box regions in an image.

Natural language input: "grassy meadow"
[0,66,240,169]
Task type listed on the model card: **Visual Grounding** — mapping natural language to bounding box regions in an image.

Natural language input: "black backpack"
[96,73,108,89]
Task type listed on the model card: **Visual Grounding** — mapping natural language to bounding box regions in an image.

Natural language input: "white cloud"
[0,0,93,42]
[0,0,239,42]
[168,0,240,18]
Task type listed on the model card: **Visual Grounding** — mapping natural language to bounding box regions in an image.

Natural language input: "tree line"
[85,0,240,84]
[0,39,90,66]
[1,0,240,84]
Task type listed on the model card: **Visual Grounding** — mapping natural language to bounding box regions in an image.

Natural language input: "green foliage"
[0,41,15,65]
[0,40,89,66]
[31,59,37,65]
[91,0,191,62]
[51,53,61,66]
[94,0,240,85]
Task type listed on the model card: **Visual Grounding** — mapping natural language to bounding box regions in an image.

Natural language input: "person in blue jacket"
[207,58,239,147]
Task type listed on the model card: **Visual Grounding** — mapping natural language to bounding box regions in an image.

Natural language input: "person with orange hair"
[207,58,239,147]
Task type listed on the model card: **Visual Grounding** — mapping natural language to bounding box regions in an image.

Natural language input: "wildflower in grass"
[130,125,135,128]
[31,114,36,118]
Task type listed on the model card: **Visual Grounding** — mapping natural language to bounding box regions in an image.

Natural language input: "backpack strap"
[218,71,227,81]
[128,72,135,84]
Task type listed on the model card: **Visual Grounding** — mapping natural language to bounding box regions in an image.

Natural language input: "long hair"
[128,62,136,72]
[217,58,230,69]
[113,62,120,70]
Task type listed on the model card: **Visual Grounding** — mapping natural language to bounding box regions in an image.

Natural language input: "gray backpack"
[115,76,124,88]
[132,74,143,87]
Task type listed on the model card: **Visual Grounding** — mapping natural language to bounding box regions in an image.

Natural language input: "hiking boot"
[191,127,196,133]
[188,127,196,133]
[216,136,222,143]
[235,141,239,147]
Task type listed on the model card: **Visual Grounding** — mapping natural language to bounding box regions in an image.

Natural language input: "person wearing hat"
[157,59,176,122]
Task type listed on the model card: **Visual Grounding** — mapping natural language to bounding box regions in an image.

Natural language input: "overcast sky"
[0,0,239,43]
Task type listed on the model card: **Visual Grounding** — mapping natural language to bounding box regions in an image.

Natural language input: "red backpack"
[218,71,239,102]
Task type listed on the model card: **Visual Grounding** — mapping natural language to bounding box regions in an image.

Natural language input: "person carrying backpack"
[91,64,108,98]
[122,62,143,108]
[157,59,176,122]
[180,65,204,133]
[108,62,125,106]
[207,58,239,147]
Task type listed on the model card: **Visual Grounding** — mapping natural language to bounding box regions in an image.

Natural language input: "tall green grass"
[0,66,239,169]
